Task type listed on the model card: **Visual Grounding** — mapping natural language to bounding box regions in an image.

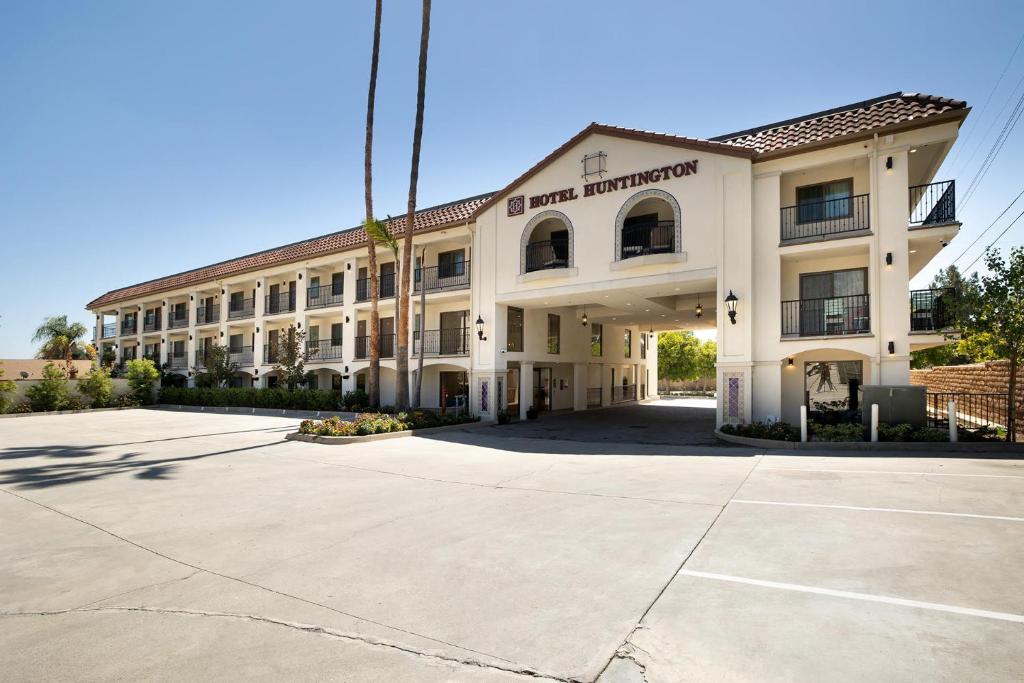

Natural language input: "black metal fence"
[196,304,220,325]
[228,297,255,320]
[415,261,471,293]
[909,180,955,227]
[781,294,870,337]
[101,322,117,338]
[910,288,957,332]
[355,333,395,359]
[264,291,296,315]
[356,273,396,301]
[781,194,870,241]
[228,346,253,366]
[307,284,343,309]
[620,220,675,259]
[306,339,344,362]
[413,328,469,356]
[167,310,189,329]
[525,241,569,272]
[927,392,1008,431]
[587,387,602,408]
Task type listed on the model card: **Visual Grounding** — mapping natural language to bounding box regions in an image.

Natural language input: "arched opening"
[615,190,681,260]
[521,211,573,274]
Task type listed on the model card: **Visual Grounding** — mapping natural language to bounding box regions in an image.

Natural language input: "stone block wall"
[910,360,1022,430]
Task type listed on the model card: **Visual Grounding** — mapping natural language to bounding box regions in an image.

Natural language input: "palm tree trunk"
[364,0,383,408]
[414,245,426,407]
[397,0,431,410]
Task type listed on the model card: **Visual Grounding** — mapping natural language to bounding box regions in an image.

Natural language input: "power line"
[948,31,1024,170]
[959,86,1024,209]
[962,207,1024,272]
[953,187,1024,265]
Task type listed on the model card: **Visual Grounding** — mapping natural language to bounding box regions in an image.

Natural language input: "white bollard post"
[948,400,958,443]
[800,405,808,443]
[871,404,879,443]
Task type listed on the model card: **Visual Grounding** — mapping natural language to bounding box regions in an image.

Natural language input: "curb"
[285,421,487,445]
[154,404,358,420]
[714,429,1024,454]
[0,406,142,419]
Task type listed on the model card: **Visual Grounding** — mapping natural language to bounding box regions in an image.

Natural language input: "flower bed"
[298,411,478,437]
[719,420,1002,443]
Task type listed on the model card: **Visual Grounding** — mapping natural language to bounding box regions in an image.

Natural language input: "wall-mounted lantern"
[475,315,487,341]
[725,290,739,325]
[885,252,893,270]
[888,341,896,355]
[787,357,794,367]
[885,156,893,175]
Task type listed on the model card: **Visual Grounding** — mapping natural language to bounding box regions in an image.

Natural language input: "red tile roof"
[711,92,969,157]
[87,193,492,309]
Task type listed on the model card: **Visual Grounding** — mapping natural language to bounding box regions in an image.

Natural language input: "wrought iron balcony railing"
[166,352,188,369]
[307,285,344,309]
[413,328,469,356]
[263,344,279,364]
[620,220,675,259]
[909,180,955,227]
[780,194,870,242]
[264,291,296,315]
[101,323,116,338]
[143,315,161,332]
[587,387,602,408]
[196,304,220,325]
[414,260,471,293]
[910,287,957,332]
[228,346,254,366]
[781,294,870,337]
[167,311,189,329]
[306,339,344,362]
[525,241,569,272]
[356,273,396,302]
[121,319,137,335]
[354,333,395,359]
[227,297,255,320]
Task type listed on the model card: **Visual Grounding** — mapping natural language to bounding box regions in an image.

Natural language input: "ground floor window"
[591,323,603,357]
[507,307,524,352]
[805,360,862,413]
[439,371,468,411]
[547,314,560,354]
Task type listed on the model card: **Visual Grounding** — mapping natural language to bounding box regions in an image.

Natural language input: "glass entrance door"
[533,367,551,411]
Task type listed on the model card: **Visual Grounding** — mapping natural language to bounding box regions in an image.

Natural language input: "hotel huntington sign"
[507,159,698,217]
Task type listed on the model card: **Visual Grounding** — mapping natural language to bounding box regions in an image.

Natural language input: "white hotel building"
[88,92,968,426]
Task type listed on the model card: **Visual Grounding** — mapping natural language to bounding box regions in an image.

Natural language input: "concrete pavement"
[1,408,1022,681]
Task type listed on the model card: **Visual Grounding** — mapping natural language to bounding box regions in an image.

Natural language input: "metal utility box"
[861,385,927,427]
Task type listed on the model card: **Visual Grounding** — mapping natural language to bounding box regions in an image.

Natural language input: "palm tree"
[363,0,383,407]
[396,0,431,409]
[33,315,89,360]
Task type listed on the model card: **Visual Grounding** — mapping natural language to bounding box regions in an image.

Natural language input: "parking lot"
[1,408,1022,682]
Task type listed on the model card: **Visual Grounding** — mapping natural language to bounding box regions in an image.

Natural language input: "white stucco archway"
[519,210,574,274]
[614,189,682,260]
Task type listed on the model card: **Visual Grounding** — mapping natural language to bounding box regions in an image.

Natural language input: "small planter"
[526,407,539,420]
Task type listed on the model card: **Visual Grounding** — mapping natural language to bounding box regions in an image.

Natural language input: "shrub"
[126,358,160,404]
[297,410,479,437]
[113,394,142,408]
[719,421,800,441]
[78,365,113,408]
[341,389,369,411]
[810,422,865,442]
[25,363,70,412]
[64,395,89,411]
[0,364,15,414]
[158,386,340,411]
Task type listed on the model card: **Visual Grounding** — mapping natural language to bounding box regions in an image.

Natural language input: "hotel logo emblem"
[507,195,525,217]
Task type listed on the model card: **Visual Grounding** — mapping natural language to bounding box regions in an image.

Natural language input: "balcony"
[101,323,116,339]
[229,346,254,366]
[166,352,188,369]
[263,344,280,365]
[194,350,208,368]
[781,294,870,337]
[780,194,870,242]
[525,241,569,273]
[909,180,956,227]
[143,353,160,365]
[354,333,395,359]
[620,220,675,260]
[306,339,344,363]
[121,319,137,335]
[143,316,161,332]
[167,311,189,329]
[196,304,220,325]
[910,288,957,332]
[227,297,255,320]
[413,328,469,356]
[264,291,296,316]
[307,285,343,310]
[414,261,472,293]
[356,273,396,302]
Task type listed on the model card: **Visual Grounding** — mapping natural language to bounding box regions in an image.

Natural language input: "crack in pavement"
[593,454,765,681]
[0,486,528,671]
[70,570,203,611]
[0,606,576,682]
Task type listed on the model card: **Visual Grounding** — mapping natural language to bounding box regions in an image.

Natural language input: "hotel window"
[229,333,243,352]
[624,329,632,358]
[331,272,344,295]
[330,323,343,346]
[797,179,852,223]
[438,249,465,278]
[640,333,647,359]
[507,307,524,352]
[591,323,603,357]
[309,276,320,299]
[547,314,560,354]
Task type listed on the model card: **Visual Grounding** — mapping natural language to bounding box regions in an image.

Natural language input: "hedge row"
[159,386,341,411]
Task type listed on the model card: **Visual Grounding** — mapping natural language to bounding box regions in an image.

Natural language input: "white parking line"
[731,499,1024,522]
[759,467,1024,479]
[678,569,1024,624]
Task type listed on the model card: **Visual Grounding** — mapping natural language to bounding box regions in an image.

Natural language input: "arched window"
[614,189,682,261]
[520,210,574,274]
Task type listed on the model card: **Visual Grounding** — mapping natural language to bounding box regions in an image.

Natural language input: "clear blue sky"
[2,1,1022,357]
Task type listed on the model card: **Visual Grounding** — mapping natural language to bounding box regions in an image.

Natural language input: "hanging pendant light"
[695,293,703,319]
[581,305,588,327]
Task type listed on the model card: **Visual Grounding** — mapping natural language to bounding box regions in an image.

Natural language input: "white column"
[601,364,612,407]
[520,361,534,420]
[572,362,588,411]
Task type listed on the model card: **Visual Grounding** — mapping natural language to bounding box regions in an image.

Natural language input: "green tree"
[658,331,701,381]
[126,358,160,404]
[695,339,717,390]
[25,362,70,412]
[78,364,113,408]
[273,325,313,391]
[196,343,238,388]
[911,265,993,368]
[0,364,16,414]
[32,315,90,360]
[961,247,1024,441]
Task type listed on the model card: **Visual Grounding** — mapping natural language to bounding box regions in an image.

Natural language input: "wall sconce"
[220,332,224,338]
[787,357,794,367]
[188,335,192,341]
[257,282,261,288]
[885,156,893,175]
[347,263,352,270]
[190,295,194,301]
[254,368,259,375]
[475,315,487,341]
[256,327,260,333]
[138,305,142,310]
[345,316,350,323]
[344,365,349,373]
[221,289,225,295]
[298,273,303,280]
[297,322,302,329]
[725,290,739,325]
[888,341,896,355]
[885,252,893,270]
